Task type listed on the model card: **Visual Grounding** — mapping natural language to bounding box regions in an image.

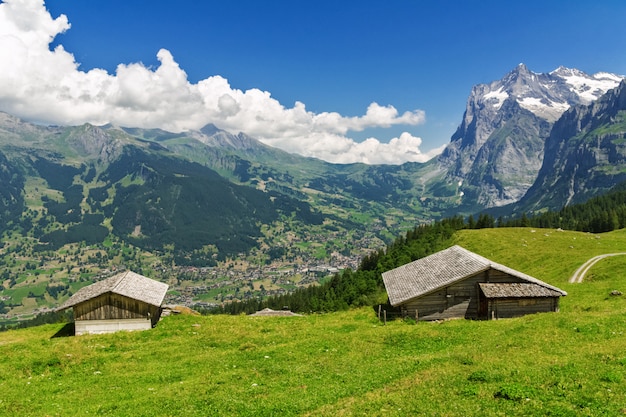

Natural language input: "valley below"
[0,218,381,325]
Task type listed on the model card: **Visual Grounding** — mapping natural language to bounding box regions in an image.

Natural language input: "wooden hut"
[57,271,169,335]
[382,245,566,321]
[249,308,301,317]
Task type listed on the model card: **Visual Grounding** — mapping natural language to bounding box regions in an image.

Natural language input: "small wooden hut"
[382,245,566,321]
[57,271,169,335]
[249,308,301,317]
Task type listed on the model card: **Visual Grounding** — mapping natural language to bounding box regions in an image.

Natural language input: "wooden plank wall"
[400,269,559,321]
[487,297,559,319]
[401,272,488,320]
[74,293,161,325]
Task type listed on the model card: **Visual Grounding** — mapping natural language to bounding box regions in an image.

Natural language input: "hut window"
[519,299,537,306]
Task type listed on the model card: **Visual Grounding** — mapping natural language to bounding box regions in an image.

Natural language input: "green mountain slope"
[0,109,477,278]
[2,227,625,416]
[0,114,357,263]
[103,148,324,260]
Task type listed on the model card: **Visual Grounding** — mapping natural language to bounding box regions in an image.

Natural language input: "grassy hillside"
[454,227,626,290]
[1,227,625,416]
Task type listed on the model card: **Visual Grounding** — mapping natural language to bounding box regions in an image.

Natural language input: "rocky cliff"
[438,64,623,208]
[516,80,626,212]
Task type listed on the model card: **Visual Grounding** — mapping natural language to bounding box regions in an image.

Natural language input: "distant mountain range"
[0,64,625,264]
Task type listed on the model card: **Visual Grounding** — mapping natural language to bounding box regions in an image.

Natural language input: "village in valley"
[0,225,372,324]
[163,249,361,310]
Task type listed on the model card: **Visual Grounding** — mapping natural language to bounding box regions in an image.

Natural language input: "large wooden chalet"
[382,245,566,321]
[57,271,169,335]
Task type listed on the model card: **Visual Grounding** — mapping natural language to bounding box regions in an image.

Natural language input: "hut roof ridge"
[382,245,566,306]
[57,271,168,311]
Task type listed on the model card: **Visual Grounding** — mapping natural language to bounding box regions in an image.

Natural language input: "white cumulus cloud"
[0,0,440,164]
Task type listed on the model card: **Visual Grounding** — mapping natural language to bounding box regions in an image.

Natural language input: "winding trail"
[569,253,626,283]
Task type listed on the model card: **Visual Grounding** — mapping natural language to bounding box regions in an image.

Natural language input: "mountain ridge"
[0,63,624,223]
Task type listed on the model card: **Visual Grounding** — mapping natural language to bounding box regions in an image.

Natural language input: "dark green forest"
[0,151,25,235]
[500,181,626,232]
[14,149,329,264]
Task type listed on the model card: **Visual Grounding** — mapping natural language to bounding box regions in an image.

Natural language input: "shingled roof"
[478,282,564,298]
[382,245,566,306]
[57,271,169,311]
[249,308,302,317]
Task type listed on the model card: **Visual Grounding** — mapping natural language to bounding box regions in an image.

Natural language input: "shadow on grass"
[51,322,75,338]
[372,303,403,322]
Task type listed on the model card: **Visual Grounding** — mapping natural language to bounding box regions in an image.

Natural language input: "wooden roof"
[249,308,302,317]
[382,245,566,306]
[478,282,564,298]
[57,271,169,311]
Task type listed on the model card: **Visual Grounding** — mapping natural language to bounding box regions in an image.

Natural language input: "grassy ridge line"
[454,227,626,288]
[0,227,625,416]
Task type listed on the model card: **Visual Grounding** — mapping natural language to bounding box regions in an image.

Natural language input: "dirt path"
[569,253,626,283]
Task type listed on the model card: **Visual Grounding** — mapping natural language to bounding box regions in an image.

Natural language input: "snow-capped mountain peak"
[438,64,624,210]
[553,68,624,105]
[479,65,623,122]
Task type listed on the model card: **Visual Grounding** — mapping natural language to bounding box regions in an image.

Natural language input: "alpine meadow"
[1,227,625,416]
[2,1,626,415]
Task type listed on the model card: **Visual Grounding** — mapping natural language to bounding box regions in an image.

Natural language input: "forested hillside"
[501,181,626,232]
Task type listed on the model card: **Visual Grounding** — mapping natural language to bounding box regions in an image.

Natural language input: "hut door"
[477,287,487,319]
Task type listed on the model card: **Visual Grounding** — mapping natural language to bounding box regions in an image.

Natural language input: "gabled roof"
[57,271,169,311]
[249,308,302,317]
[382,245,566,306]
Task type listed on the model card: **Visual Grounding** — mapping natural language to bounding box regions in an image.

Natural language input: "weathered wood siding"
[73,292,161,326]
[484,297,560,319]
[399,268,560,321]
[401,271,487,320]
[75,318,153,335]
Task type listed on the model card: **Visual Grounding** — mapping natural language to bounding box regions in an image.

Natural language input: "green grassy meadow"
[1,227,626,416]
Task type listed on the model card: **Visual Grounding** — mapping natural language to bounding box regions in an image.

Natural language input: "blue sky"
[1,0,626,164]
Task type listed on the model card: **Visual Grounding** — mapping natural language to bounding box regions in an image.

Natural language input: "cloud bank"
[0,0,441,164]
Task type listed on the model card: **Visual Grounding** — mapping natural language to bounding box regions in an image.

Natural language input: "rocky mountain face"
[514,79,626,212]
[438,64,623,209]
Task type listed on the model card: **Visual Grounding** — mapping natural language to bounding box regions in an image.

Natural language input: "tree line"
[498,182,626,233]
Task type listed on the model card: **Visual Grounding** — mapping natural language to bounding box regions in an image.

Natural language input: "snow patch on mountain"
[558,70,624,104]
[484,87,509,110]
[478,64,624,123]
[518,97,569,122]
